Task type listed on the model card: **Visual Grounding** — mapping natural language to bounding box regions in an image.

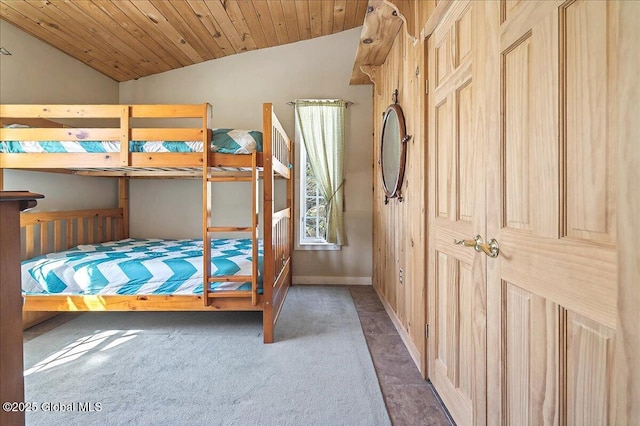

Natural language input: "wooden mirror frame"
[380,97,411,204]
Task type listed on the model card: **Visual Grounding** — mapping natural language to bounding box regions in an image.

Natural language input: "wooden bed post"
[202,103,211,306]
[251,151,259,306]
[118,177,129,239]
[0,191,44,426]
[263,103,274,343]
[119,106,131,167]
[288,141,294,288]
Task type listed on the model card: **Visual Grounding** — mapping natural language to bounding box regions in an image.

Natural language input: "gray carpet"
[23,286,391,426]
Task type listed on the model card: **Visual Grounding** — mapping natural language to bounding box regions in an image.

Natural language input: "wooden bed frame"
[0,103,293,343]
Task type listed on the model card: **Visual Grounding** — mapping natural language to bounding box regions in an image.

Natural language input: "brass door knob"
[454,235,500,258]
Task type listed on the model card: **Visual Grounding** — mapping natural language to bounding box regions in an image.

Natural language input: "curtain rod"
[287,100,354,107]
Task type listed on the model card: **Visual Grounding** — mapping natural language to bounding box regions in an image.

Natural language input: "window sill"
[295,243,341,251]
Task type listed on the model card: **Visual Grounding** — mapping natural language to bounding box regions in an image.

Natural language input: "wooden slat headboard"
[20,208,124,260]
[0,117,67,129]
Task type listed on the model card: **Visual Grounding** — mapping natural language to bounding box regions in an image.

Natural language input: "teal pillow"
[211,129,263,154]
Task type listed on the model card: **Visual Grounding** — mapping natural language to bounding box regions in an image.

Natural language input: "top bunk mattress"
[0,129,263,155]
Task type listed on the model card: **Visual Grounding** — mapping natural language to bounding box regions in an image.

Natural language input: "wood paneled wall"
[369,0,638,421]
[372,1,432,375]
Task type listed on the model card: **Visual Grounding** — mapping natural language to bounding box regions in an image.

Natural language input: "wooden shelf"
[350,0,404,85]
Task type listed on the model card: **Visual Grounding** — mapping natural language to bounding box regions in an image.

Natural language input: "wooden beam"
[0,104,122,119]
[20,208,123,227]
[0,128,120,142]
[22,294,263,312]
[129,104,209,118]
[130,128,203,140]
[0,153,122,169]
[350,0,404,85]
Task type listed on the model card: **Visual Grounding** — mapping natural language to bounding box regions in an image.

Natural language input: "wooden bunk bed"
[0,103,292,343]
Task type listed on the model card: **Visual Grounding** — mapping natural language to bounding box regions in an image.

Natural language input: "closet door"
[427,2,486,425]
[484,1,619,424]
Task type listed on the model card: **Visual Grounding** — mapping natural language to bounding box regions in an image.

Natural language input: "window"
[294,100,347,250]
[300,142,329,245]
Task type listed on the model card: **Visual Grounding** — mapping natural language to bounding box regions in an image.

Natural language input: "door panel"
[566,313,615,425]
[563,0,617,244]
[503,282,560,425]
[428,2,483,425]
[433,251,473,426]
[436,98,453,219]
[458,81,474,223]
[503,36,532,232]
[485,1,619,424]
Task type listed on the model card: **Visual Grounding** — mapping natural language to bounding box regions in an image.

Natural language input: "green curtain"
[294,99,346,245]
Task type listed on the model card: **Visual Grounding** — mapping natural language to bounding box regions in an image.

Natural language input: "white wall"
[0,20,119,211]
[120,27,373,282]
[1,21,373,282]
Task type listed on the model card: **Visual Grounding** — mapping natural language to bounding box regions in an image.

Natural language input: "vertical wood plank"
[106,217,112,241]
[88,218,95,244]
[119,177,130,239]
[66,219,73,249]
[615,2,640,422]
[77,217,85,245]
[40,223,49,255]
[25,225,35,259]
[97,217,104,243]
[54,220,63,251]
[120,105,130,166]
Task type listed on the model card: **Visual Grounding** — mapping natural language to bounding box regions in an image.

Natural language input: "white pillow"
[3,123,31,128]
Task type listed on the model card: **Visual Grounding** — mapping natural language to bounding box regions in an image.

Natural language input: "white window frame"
[295,121,340,251]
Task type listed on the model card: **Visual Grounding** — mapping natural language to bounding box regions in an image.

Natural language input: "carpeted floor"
[23,286,391,426]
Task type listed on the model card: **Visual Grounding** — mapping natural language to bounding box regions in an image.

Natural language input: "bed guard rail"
[0,104,210,167]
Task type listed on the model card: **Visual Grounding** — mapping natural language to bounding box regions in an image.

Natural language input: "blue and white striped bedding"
[1,129,263,155]
[22,238,263,296]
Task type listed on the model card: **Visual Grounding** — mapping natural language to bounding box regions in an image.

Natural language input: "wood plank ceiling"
[0,0,369,82]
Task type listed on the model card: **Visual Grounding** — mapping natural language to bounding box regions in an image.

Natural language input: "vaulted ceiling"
[0,0,369,82]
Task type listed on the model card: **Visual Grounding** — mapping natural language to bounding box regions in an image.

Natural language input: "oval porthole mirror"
[380,91,411,204]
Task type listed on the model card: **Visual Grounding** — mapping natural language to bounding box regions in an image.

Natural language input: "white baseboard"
[293,276,372,286]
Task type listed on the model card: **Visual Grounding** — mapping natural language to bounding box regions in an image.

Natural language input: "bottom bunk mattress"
[21,238,263,296]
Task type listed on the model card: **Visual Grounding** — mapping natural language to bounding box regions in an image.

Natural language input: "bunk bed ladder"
[203,152,260,306]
